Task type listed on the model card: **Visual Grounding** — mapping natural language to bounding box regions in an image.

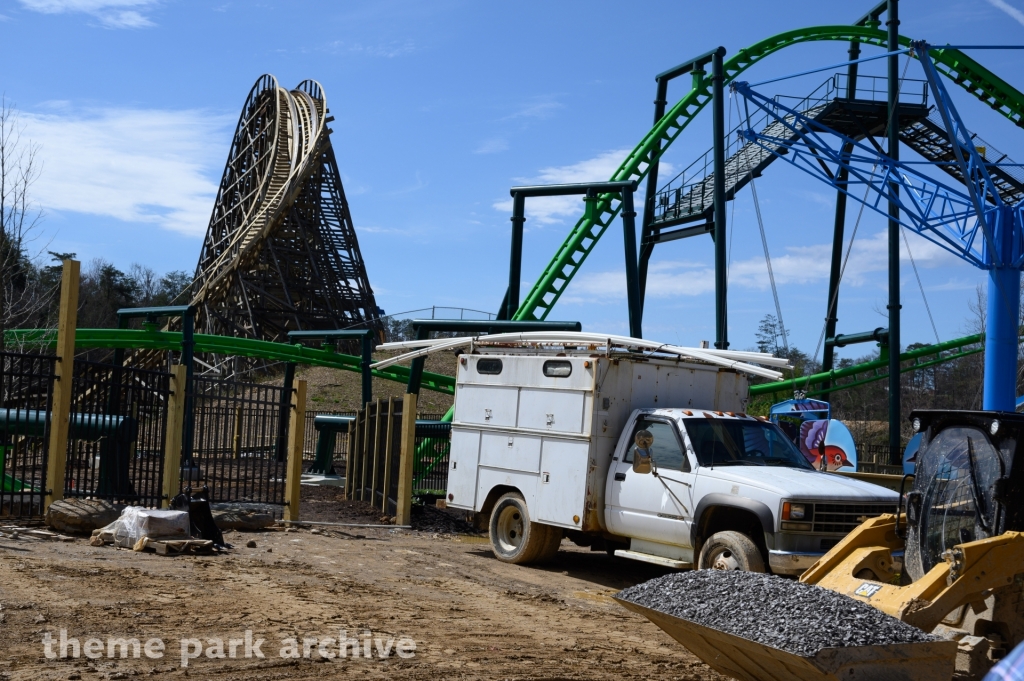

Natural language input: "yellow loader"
[617,410,1024,681]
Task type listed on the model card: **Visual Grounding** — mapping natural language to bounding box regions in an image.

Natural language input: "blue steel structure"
[730,41,1023,411]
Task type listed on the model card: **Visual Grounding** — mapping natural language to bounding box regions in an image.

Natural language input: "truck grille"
[812,503,897,534]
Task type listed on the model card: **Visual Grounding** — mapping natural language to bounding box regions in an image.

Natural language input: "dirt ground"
[0,500,724,680]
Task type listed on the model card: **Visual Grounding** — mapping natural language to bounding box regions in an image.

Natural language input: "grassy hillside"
[299,348,458,414]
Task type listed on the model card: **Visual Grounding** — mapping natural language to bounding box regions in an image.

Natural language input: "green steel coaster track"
[748,331,1006,402]
[512,25,1024,322]
[3,328,456,395]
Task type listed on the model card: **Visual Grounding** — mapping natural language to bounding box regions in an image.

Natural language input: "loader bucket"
[614,597,957,681]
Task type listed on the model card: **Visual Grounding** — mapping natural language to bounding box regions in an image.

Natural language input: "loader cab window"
[624,419,689,472]
[682,417,813,470]
[917,426,1002,574]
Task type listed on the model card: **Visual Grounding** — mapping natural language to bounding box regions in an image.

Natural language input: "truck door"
[605,416,696,546]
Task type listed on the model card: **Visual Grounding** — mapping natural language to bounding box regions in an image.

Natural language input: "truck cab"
[606,408,898,574]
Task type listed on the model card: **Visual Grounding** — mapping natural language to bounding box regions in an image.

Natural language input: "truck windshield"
[682,418,813,469]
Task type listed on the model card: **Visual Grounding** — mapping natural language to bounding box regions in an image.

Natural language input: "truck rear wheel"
[698,531,765,572]
[489,492,556,565]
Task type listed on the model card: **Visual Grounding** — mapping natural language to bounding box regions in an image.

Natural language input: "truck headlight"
[782,502,807,520]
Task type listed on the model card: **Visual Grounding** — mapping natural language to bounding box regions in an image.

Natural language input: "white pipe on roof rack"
[371,331,790,380]
[378,334,791,368]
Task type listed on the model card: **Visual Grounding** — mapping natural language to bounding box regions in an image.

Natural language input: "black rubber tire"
[488,492,549,565]
[535,525,563,564]
[697,531,766,572]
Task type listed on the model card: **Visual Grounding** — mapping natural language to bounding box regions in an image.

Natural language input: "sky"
[2,0,1024,361]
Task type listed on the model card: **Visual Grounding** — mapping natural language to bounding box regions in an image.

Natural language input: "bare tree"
[0,97,50,351]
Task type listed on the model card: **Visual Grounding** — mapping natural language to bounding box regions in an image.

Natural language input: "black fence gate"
[64,359,171,508]
[189,377,287,506]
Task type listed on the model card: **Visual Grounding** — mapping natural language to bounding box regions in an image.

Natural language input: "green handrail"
[514,25,1024,322]
[2,328,455,395]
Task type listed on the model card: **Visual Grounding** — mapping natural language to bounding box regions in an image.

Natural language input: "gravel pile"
[616,571,935,657]
[411,505,480,534]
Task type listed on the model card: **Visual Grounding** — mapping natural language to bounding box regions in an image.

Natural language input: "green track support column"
[506,193,526,320]
[620,187,642,339]
[822,36,864,393]
[712,46,729,350]
[277,362,296,463]
[887,0,903,464]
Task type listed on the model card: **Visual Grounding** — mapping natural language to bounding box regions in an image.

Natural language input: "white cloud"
[494,149,676,226]
[23,106,231,237]
[563,230,957,302]
[474,137,509,154]
[987,0,1024,28]
[502,98,563,121]
[493,149,633,225]
[18,0,157,28]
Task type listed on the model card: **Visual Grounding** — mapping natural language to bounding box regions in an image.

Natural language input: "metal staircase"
[649,72,1024,242]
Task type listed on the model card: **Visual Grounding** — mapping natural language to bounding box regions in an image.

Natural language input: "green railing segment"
[514,25,1024,322]
[2,328,455,395]
[749,332,996,399]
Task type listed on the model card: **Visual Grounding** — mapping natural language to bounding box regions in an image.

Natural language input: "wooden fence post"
[370,398,383,507]
[396,392,417,526]
[161,364,187,508]
[44,260,79,511]
[381,397,395,514]
[359,402,371,501]
[344,420,355,500]
[284,379,307,522]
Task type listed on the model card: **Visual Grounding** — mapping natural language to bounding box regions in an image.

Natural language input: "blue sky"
[3,0,1024,359]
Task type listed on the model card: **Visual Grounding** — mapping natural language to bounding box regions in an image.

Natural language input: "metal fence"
[189,377,288,506]
[856,443,906,475]
[303,410,356,464]
[64,359,171,508]
[0,351,56,517]
[413,421,451,496]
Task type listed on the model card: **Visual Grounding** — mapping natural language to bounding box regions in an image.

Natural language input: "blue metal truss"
[730,40,1023,410]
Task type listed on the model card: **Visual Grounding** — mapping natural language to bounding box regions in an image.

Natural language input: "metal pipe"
[639,77,670,320]
[826,327,889,348]
[621,187,641,338]
[821,40,862,393]
[887,0,902,463]
[712,46,729,350]
[277,361,295,463]
[984,206,1020,410]
[507,193,526,318]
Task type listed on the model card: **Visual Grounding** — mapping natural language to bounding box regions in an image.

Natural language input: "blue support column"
[984,206,1020,411]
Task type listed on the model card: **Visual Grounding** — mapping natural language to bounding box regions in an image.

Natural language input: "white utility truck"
[434,337,899,574]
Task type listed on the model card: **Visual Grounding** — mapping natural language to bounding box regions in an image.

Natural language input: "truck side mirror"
[633,430,653,474]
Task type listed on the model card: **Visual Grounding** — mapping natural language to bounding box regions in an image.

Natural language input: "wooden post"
[231,406,242,459]
[44,260,80,511]
[344,420,355,500]
[381,397,395,513]
[283,379,307,522]
[396,392,417,526]
[161,364,187,508]
[359,402,371,501]
[370,398,383,508]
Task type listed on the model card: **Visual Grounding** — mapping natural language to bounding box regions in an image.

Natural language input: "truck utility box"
[446,351,748,532]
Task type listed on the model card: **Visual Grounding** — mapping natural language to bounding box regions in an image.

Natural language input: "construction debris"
[616,571,935,657]
[45,498,121,534]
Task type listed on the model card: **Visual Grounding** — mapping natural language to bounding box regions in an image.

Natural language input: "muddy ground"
[0,498,723,680]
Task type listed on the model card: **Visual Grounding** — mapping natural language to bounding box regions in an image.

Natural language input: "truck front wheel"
[489,492,556,565]
[697,531,765,572]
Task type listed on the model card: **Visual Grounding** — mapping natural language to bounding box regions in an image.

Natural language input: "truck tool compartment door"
[606,417,696,545]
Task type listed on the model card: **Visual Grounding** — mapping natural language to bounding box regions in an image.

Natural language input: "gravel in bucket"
[615,571,934,657]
